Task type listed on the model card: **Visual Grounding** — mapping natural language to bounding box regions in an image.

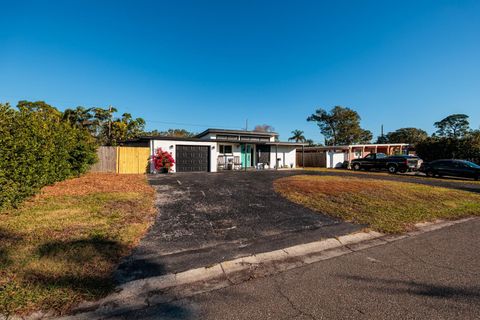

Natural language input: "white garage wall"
[151,139,217,173]
[150,140,299,172]
[269,146,297,169]
[326,151,346,168]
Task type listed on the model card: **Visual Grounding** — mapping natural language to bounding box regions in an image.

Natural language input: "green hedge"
[416,135,480,163]
[0,101,97,209]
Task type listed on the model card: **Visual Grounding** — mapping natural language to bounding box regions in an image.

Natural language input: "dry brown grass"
[0,173,156,316]
[304,167,480,184]
[275,175,480,233]
[38,173,153,198]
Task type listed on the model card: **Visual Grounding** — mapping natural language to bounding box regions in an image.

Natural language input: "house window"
[217,135,238,140]
[239,135,270,141]
[219,145,233,154]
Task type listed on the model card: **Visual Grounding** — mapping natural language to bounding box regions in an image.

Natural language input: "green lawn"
[275,175,480,233]
[0,173,156,316]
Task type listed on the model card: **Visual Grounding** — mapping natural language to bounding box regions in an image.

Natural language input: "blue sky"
[1,0,479,143]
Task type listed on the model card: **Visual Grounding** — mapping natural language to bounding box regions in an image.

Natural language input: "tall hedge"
[0,101,97,209]
[416,134,480,163]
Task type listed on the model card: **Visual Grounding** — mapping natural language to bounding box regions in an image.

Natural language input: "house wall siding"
[151,139,217,173]
[270,146,297,168]
[151,139,299,172]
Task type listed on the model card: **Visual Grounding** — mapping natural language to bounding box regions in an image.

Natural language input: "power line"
[144,119,245,130]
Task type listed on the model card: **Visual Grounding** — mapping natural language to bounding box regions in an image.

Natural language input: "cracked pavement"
[108,217,480,319]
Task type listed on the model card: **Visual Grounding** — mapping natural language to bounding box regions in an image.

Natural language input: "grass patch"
[0,173,155,316]
[304,167,480,184]
[274,175,480,233]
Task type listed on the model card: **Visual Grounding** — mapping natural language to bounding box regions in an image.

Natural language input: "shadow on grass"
[29,237,165,302]
[33,238,192,318]
[339,275,480,302]
[26,237,132,298]
[37,236,124,262]
[0,228,23,268]
[0,234,187,317]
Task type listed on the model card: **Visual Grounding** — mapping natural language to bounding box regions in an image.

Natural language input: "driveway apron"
[115,170,360,283]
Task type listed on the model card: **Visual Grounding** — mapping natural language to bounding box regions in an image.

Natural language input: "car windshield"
[463,161,480,169]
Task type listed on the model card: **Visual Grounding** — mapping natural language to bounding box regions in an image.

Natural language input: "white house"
[126,129,305,173]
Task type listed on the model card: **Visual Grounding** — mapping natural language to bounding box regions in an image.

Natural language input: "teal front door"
[241,144,252,168]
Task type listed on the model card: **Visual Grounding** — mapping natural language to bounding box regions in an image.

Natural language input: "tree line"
[297,106,479,163]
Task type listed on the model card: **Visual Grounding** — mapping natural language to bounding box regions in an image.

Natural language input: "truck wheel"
[353,163,361,171]
[387,164,398,174]
[425,170,435,177]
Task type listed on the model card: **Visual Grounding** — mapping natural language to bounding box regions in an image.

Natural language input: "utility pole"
[108,105,113,145]
[245,119,248,131]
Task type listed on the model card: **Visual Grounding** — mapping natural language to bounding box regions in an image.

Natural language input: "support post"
[244,143,247,172]
[275,144,278,170]
[302,145,304,169]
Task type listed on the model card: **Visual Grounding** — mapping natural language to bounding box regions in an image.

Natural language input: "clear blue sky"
[1,0,479,143]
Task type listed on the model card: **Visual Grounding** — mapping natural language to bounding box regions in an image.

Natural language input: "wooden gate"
[116,147,151,174]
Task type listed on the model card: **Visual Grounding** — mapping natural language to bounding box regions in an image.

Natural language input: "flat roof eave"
[195,128,279,138]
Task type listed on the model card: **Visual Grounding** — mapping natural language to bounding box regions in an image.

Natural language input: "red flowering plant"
[153,148,175,172]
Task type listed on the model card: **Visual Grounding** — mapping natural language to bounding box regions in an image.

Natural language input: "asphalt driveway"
[115,170,360,283]
[115,169,480,284]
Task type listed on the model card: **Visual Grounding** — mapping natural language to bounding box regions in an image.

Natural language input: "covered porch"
[216,141,303,171]
[346,143,409,162]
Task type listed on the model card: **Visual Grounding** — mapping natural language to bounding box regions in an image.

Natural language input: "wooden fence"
[90,146,117,173]
[296,151,327,167]
[91,146,150,174]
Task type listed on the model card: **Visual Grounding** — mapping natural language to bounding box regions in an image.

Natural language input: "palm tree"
[288,130,306,142]
[62,106,94,131]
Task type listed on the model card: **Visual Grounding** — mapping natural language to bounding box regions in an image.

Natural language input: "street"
[113,218,480,320]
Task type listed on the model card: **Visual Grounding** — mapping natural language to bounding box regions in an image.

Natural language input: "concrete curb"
[63,217,475,319]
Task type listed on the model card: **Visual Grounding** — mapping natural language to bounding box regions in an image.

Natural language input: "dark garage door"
[176,145,210,172]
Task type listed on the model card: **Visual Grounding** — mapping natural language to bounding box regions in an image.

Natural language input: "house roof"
[195,128,278,138]
[129,136,205,142]
[302,143,411,151]
[124,135,306,146]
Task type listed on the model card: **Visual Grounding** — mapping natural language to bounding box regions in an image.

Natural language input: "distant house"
[126,129,305,173]
[300,143,413,168]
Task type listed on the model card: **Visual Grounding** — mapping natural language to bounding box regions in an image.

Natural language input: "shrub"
[0,101,97,209]
[416,134,480,164]
[153,148,175,172]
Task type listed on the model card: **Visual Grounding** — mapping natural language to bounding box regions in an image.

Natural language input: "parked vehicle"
[419,159,480,180]
[351,153,421,174]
